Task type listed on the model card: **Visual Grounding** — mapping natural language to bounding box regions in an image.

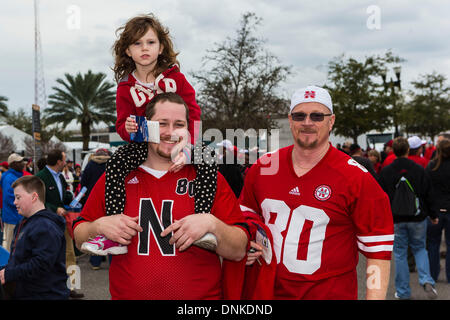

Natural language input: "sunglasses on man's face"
[290,112,333,122]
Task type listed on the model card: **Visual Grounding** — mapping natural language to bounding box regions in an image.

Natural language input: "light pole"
[380,66,402,137]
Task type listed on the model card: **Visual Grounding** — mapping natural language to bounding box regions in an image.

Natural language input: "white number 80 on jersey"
[261,199,330,275]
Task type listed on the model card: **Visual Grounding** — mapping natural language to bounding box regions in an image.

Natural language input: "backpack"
[391,176,421,217]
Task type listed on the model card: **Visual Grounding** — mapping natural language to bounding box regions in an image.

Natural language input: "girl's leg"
[192,143,218,213]
[105,142,148,215]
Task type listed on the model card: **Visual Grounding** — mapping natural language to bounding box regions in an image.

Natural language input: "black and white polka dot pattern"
[193,143,218,213]
[104,141,218,216]
[105,142,148,215]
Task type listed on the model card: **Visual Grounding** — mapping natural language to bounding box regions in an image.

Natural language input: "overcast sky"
[1,0,450,116]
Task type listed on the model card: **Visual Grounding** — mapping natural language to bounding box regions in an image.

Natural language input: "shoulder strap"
[402,176,416,194]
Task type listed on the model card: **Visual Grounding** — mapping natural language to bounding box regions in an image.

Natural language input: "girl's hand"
[169,150,188,173]
[125,117,138,133]
[169,136,190,173]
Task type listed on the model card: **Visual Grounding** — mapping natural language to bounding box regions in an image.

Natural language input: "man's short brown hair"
[12,175,46,201]
[47,149,64,166]
[393,136,409,157]
[145,92,189,126]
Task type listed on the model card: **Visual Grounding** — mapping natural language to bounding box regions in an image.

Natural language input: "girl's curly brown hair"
[112,14,179,83]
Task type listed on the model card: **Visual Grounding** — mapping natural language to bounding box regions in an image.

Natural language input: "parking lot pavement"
[76,251,449,300]
[76,253,110,300]
[357,252,450,300]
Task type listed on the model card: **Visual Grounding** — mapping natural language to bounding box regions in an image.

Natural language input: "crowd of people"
[0,99,449,301]
[0,13,449,301]
[337,132,450,299]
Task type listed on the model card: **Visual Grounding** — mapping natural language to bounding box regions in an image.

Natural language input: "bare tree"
[191,12,291,134]
[24,136,67,159]
[0,132,16,162]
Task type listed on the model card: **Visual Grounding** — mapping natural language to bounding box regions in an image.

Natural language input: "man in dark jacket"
[79,148,111,269]
[379,136,438,300]
[80,149,111,206]
[217,140,244,198]
[0,176,69,299]
[35,150,73,215]
[349,143,379,182]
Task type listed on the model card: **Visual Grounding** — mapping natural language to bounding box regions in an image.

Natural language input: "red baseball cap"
[385,140,393,147]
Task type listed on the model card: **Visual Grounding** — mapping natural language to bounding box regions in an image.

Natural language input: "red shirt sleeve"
[211,172,250,240]
[73,173,107,230]
[179,75,201,144]
[351,175,394,260]
[115,85,134,142]
[238,161,264,221]
[163,72,201,144]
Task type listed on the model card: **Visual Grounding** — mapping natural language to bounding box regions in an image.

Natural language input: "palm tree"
[46,70,116,151]
[3,108,32,133]
[0,95,8,118]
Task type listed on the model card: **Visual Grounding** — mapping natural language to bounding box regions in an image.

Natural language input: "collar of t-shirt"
[139,165,167,179]
[132,71,155,89]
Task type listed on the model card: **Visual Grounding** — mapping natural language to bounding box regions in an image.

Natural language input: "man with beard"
[73,93,249,300]
[240,85,394,300]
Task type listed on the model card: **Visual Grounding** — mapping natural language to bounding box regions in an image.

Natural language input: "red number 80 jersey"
[239,145,394,284]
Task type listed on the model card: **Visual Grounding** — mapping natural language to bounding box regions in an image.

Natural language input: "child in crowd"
[80,14,217,255]
[0,176,69,299]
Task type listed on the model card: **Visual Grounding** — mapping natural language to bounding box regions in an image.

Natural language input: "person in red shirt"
[73,93,249,300]
[82,14,218,255]
[424,142,436,161]
[407,136,428,168]
[241,86,394,300]
[381,139,396,169]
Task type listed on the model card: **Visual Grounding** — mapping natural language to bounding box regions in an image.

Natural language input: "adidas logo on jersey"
[127,176,139,184]
[289,186,300,196]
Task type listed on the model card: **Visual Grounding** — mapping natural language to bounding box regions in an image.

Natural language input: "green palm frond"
[45,70,116,150]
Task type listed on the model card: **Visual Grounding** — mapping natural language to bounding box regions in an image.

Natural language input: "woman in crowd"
[426,138,450,283]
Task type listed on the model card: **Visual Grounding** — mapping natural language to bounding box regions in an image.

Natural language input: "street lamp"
[381,66,402,137]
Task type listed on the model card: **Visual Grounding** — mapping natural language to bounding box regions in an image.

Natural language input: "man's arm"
[366,258,391,300]
[161,214,248,261]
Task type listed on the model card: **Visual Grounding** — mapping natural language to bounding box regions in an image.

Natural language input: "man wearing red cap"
[0,162,8,172]
[381,139,395,168]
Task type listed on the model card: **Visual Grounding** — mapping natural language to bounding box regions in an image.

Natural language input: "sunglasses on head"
[291,112,333,122]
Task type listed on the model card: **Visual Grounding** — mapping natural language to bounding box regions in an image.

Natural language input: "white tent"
[49,135,61,143]
[0,125,33,153]
[62,141,111,165]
